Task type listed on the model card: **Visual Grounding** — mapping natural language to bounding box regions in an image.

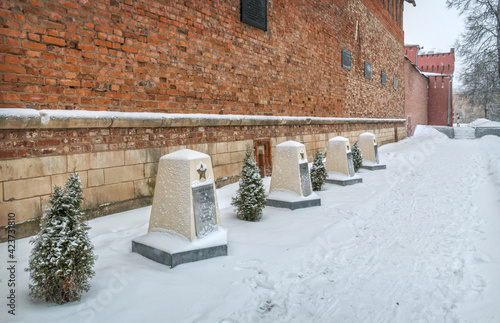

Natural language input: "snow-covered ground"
[1,128,500,322]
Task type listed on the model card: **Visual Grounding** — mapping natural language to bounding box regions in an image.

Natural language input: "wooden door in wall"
[254,138,272,178]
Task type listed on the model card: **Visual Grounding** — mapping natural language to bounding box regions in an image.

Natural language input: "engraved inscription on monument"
[241,0,267,31]
[299,162,312,197]
[347,152,355,177]
[374,144,379,164]
[192,184,218,238]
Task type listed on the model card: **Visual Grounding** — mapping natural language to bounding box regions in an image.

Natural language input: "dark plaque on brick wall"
[342,49,352,70]
[193,184,218,239]
[347,152,355,177]
[364,61,371,79]
[299,162,312,197]
[381,71,387,85]
[241,0,267,31]
[374,144,380,164]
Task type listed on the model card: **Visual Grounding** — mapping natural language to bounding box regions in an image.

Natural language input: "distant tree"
[26,172,96,304]
[352,142,363,172]
[310,152,327,191]
[447,0,500,120]
[232,150,266,221]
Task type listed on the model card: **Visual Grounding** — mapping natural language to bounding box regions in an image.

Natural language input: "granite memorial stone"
[358,132,386,170]
[325,136,362,186]
[267,141,321,210]
[132,149,227,268]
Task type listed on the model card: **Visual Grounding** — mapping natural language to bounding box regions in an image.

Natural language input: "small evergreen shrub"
[352,142,363,172]
[310,151,327,191]
[231,150,267,221]
[26,171,96,304]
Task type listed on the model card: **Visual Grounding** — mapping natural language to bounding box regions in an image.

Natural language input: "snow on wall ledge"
[0,109,406,130]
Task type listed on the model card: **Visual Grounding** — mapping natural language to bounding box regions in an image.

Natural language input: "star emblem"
[197,162,207,181]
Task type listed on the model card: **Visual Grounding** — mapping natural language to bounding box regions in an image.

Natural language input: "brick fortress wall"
[404,57,428,136]
[1,0,405,119]
[0,0,407,239]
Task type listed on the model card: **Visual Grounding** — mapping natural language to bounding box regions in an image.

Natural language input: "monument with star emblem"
[267,140,321,210]
[132,149,227,268]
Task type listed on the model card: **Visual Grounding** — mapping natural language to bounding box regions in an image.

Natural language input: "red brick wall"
[0,0,405,118]
[428,75,453,126]
[417,50,455,75]
[404,57,427,136]
[404,45,419,66]
[341,0,405,119]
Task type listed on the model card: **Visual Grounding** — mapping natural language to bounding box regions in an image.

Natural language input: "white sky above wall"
[403,0,466,89]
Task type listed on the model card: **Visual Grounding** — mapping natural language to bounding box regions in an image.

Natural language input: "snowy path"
[1,130,499,323]
[226,134,500,322]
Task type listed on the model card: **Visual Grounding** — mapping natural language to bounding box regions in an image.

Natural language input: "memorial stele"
[325,136,362,185]
[132,149,227,268]
[267,140,321,210]
[358,132,387,170]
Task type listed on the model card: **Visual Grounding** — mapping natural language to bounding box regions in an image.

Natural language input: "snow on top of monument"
[330,136,348,142]
[359,132,375,138]
[162,148,210,160]
[276,140,304,148]
[469,118,500,128]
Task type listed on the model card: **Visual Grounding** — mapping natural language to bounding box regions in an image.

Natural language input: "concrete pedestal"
[325,136,362,186]
[268,141,321,210]
[358,132,386,171]
[132,149,227,268]
[325,172,363,186]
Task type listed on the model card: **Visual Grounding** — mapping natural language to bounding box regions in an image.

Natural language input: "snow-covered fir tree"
[231,150,266,221]
[352,142,363,172]
[310,151,328,191]
[26,171,96,304]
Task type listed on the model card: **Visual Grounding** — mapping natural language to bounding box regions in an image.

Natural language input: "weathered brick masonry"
[404,57,428,136]
[1,0,405,117]
[0,0,407,239]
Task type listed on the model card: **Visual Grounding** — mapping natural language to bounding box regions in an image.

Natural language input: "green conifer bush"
[231,150,267,221]
[352,142,363,172]
[310,151,328,191]
[26,171,96,304]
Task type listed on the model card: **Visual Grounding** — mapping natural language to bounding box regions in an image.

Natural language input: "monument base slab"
[325,173,362,186]
[266,191,321,210]
[132,229,227,268]
[361,161,386,171]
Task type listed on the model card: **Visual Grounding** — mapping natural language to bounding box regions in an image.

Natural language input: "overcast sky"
[403,0,466,88]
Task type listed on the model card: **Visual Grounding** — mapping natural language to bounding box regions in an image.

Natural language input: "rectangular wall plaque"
[299,162,312,197]
[347,152,355,177]
[381,71,387,85]
[192,184,218,239]
[342,49,352,70]
[241,0,267,31]
[364,61,371,79]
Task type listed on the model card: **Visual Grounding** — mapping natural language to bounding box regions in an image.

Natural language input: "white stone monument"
[325,136,362,186]
[132,149,227,268]
[267,140,321,210]
[358,132,386,170]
